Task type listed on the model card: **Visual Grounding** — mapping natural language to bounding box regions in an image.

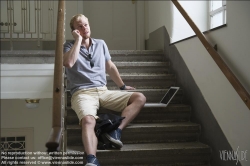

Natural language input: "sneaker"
[104,128,123,148]
[85,155,100,166]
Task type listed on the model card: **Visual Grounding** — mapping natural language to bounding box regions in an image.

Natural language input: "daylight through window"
[209,0,227,29]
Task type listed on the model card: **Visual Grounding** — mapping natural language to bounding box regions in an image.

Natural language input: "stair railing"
[171,0,250,110]
[45,0,65,153]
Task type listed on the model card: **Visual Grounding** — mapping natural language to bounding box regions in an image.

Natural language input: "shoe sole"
[85,164,97,166]
[104,133,123,148]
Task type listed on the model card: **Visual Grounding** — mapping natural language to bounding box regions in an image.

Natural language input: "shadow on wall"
[146,26,241,166]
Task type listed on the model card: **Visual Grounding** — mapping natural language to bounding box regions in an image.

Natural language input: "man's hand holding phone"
[72,30,82,41]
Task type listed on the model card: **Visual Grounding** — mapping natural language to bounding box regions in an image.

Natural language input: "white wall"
[175,38,250,165]
[146,1,250,166]
[205,1,250,93]
[146,1,170,39]
[1,64,54,164]
[171,1,208,43]
[65,1,84,40]
[1,99,52,152]
[146,1,208,43]
[1,64,54,99]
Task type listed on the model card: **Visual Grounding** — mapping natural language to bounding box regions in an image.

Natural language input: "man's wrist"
[120,84,126,90]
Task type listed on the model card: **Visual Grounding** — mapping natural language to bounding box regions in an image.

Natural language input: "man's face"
[73,16,91,39]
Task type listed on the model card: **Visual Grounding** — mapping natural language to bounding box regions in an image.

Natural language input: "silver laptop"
[144,87,180,107]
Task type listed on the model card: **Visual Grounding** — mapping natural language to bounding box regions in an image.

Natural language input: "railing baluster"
[1,1,57,49]
[46,0,65,152]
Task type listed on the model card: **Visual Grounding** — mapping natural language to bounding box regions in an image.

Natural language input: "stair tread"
[109,50,163,54]
[114,62,169,66]
[66,104,190,112]
[66,88,182,94]
[2,50,163,56]
[107,74,174,79]
[126,88,178,92]
[67,142,210,153]
[67,122,199,130]
[113,73,169,76]
[125,89,183,94]
[126,122,199,129]
[66,88,180,93]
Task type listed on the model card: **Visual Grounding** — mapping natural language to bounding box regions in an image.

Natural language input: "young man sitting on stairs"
[63,14,146,166]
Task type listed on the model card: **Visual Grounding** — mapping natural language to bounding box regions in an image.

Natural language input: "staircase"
[65,50,211,166]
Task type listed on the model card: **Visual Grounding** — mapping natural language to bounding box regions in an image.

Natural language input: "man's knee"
[137,93,146,104]
[129,92,146,106]
[81,115,96,127]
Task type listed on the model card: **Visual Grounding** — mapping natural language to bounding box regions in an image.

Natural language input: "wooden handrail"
[46,127,63,152]
[46,0,65,152]
[171,0,250,110]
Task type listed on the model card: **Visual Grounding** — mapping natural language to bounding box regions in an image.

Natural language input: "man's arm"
[63,30,82,68]
[106,60,135,90]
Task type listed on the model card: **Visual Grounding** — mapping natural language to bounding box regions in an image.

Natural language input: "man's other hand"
[124,86,136,90]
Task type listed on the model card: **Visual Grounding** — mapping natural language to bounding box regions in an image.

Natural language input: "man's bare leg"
[119,92,146,129]
[81,116,101,166]
[104,92,146,148]
[81,115,98,156]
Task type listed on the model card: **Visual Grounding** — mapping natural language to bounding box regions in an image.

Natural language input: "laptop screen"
[160,88,179,104]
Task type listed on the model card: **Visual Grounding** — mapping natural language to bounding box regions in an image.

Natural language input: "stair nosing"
[67,142,210,153]
[66,104,191,111]
[66,122,200,130]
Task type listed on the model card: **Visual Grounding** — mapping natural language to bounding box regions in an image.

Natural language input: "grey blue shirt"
[63,38,111,95]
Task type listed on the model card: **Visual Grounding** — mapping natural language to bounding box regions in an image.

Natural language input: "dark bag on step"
[94,113,125,150]
[95,113,125,137]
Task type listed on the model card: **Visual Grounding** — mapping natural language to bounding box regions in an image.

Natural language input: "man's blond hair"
[70,14,88,31]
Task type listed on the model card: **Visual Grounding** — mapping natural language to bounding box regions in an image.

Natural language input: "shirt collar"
[90,38,96,45]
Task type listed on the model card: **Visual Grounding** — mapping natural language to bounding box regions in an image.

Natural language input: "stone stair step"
[110,50,164,62]
[1,50,164,64]
[124,89,183,102]
[67,122,200,146]
[122,122,200,144]
[114,62,170,74]
[66,74,176,91]
[1,50,55,64]
[66,88,183,103]
[114,61,169,67]
[66,104,191,125]
[107,74,176,91]
[133,105,191,123]
[67,142,211,166]
[107,74,174,80]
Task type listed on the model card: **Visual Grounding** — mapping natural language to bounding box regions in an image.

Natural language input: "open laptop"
[144,87,180,107]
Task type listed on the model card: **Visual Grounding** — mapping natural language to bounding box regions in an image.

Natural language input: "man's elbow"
[63,53,74,68]
[63,61,74,68]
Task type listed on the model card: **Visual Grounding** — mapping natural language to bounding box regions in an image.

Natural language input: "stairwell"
[65,50,211,166]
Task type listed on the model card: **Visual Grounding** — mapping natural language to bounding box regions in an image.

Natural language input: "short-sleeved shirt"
[63,38,111,95]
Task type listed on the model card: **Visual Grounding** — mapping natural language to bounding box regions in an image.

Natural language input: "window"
[1,128,33,166]
[1,136,26,165]
[170,1,208,43]
[209,0,227,29]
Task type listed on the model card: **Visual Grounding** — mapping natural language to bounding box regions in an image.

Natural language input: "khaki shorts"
[71,86,134,124]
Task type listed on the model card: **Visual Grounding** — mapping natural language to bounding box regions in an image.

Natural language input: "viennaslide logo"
[220,146,248,165]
